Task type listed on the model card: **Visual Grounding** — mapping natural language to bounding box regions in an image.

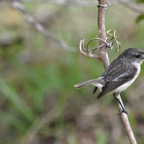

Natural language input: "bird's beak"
[141,51,144,59]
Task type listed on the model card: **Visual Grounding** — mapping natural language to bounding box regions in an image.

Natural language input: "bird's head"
[118,48,144,65]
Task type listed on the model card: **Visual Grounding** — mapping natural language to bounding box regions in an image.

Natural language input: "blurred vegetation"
[0,1,144,144]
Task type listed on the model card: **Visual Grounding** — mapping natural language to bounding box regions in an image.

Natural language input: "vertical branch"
[97,0,137,144]
[116,94,137,144]
[98,0,106,43]
[97,0,110,69]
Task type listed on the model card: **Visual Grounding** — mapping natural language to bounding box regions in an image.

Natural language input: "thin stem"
[116,94,137,144]
[97,0,110,69]
[97,0,137,144]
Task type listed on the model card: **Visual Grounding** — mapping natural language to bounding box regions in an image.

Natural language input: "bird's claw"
[118,109,128,115]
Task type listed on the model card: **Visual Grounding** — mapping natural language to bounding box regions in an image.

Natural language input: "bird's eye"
[135,54,141,58]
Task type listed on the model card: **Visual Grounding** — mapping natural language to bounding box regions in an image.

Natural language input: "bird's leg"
[114,93,128,115]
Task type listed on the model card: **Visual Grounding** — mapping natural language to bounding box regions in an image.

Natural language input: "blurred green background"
[0,1,144,144]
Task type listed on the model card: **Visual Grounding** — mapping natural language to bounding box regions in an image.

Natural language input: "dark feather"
[97,57,137,99]
[97,79,128,99]
[93,87,98,94]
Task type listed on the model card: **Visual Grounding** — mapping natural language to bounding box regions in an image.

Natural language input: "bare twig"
[11,0,76,52]
[49,0,97,7]
[20,0,98,7]
[97,0,137,144]
[119,0,144,13]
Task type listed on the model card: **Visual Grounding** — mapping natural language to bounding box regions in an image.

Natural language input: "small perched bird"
[74,48,144,113]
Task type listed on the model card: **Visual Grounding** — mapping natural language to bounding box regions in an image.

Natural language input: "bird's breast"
[113,64,141,93]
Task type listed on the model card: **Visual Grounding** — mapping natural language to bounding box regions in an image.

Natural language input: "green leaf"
[0,78,35,121]
[97,130,107,144]
[136,0,144,3]
[136,14,144,23]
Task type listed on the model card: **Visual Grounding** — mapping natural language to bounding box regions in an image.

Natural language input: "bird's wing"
[97,58,137,99]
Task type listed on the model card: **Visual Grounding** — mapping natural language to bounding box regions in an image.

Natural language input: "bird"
[74,48,144,113]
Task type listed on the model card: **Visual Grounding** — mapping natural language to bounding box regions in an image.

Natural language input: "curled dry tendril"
[79,29,121,58]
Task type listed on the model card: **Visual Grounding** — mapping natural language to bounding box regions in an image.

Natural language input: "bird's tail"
[74,78,104,89]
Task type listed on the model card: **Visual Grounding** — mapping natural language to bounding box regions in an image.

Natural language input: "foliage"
[136,14,144,23]
[135,0,144,23]
[0,1,144,144]
[136,0,144,3]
